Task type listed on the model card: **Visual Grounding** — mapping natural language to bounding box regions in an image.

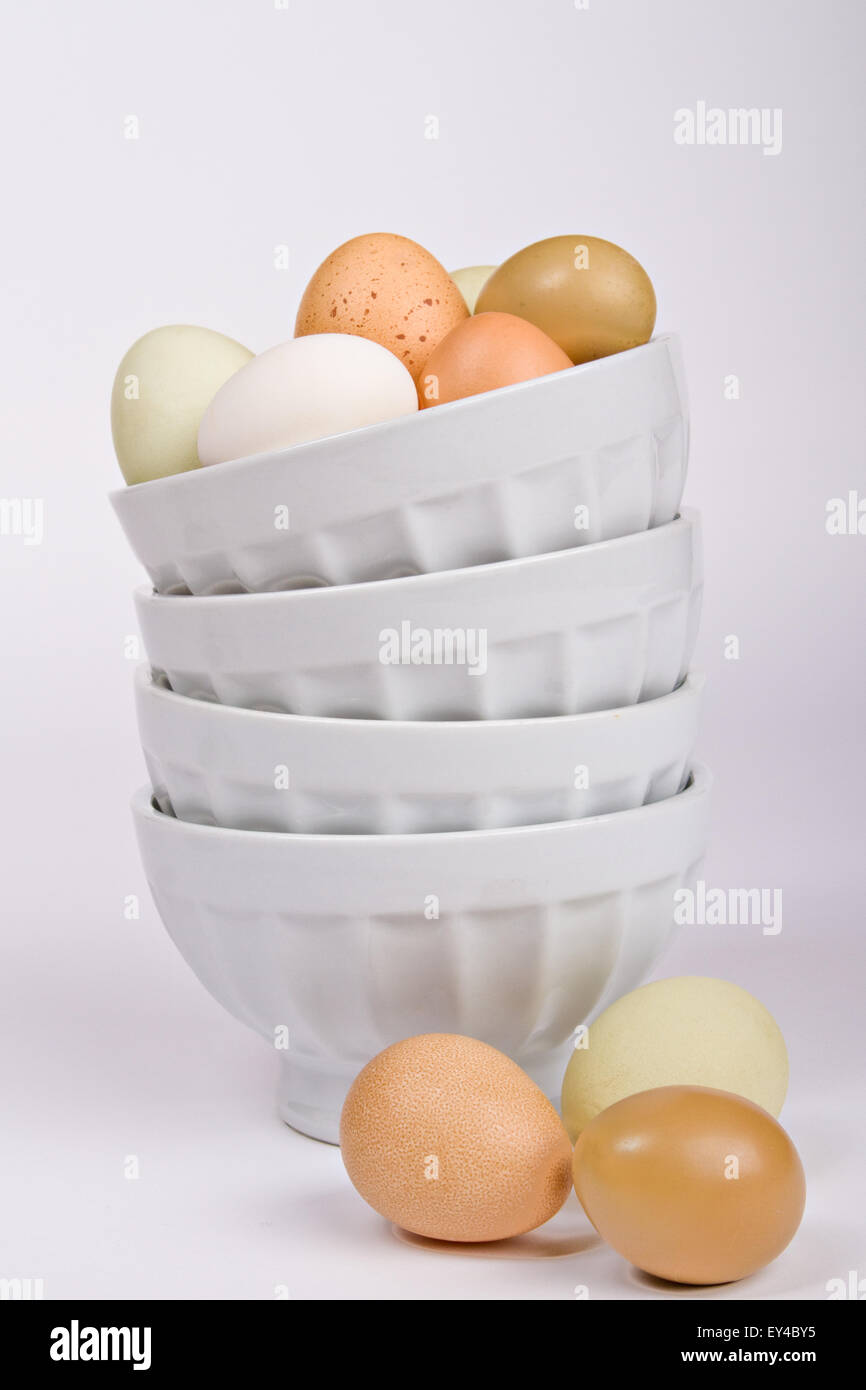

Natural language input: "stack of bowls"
[113,333,709,1143]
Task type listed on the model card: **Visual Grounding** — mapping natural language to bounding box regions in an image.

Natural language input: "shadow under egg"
[391,1216,601,1261]
[628,1265,744,1298]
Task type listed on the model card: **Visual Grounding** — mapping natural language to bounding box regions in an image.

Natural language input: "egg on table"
[340,1033,573,1243]
[476,234,656,364]
[561,976,789,1140]
[449,264,497,313]
[418,311,572,408]
[111,324,253,484]
[197,333,418,464]
[295,232,467,381]
[573,1085,806,1285]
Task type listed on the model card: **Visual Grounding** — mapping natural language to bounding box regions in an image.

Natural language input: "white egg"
[197,334,418,464]
[111,325,253,485]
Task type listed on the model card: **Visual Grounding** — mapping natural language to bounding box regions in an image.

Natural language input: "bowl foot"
[276,1055,353,1144]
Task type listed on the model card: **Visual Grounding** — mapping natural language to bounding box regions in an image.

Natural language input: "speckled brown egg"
[294,233,468,381]
[340,1034,574,1243]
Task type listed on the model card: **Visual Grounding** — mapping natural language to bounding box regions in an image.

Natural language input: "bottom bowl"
[131,766,711,1142]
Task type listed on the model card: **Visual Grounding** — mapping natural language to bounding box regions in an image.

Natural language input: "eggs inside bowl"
[111,230,660,485]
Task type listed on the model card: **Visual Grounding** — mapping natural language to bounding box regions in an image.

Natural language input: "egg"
[294,232,467,380]
[475,234,656,364]
[561,977,789,1141]
[197,333,418,464]
[573,1086,806,1285]
[340,1034,573,1243]
[111,325,253,484]
[418,311,572,408]
[449,264,497,313]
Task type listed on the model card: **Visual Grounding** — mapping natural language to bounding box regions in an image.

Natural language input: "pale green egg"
[562,976,789,1140]
[111,324,253,485]
[449,265,497,314]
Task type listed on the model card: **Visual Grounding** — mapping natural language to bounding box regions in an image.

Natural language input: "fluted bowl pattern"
[134,511,702,721]
[132,766,711,1142]
[111,334,688,594]
[135,665,704,833]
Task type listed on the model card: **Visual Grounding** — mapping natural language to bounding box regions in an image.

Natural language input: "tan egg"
[295,233,467,380]
[573,1086,806,1285]
[111,325,253,484]
[340,1034,573,1243]
[561,976,789,1141]
[475,234,656,363]
[449,264,497,313]
[418,311,572,408]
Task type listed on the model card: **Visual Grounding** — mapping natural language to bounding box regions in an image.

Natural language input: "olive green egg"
[475,235,656,364]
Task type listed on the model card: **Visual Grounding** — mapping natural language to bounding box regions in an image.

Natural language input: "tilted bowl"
[134,510,702,720]
[111,335,688,594]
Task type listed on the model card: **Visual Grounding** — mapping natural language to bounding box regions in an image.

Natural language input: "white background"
[1,0,864,1299]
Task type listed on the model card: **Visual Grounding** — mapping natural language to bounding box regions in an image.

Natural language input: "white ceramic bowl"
[134,511,702,720]
[111,335,688,594]
[135,665,704,833]
[131,764,711,1142]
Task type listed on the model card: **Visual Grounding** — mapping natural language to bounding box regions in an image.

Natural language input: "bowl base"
[275,1042,573,1145]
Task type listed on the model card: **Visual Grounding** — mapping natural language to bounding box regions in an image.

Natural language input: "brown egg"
[573,1086,806,1285]
[340,1034,573,1243]
[295,233,467,380]
[475,234,656,364]
[418,311,572,408]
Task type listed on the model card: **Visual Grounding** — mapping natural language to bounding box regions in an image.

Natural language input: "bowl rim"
[134,663,705,734]
[133,506,698,611]
[131,760,710,847]
[109,332,681,504]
